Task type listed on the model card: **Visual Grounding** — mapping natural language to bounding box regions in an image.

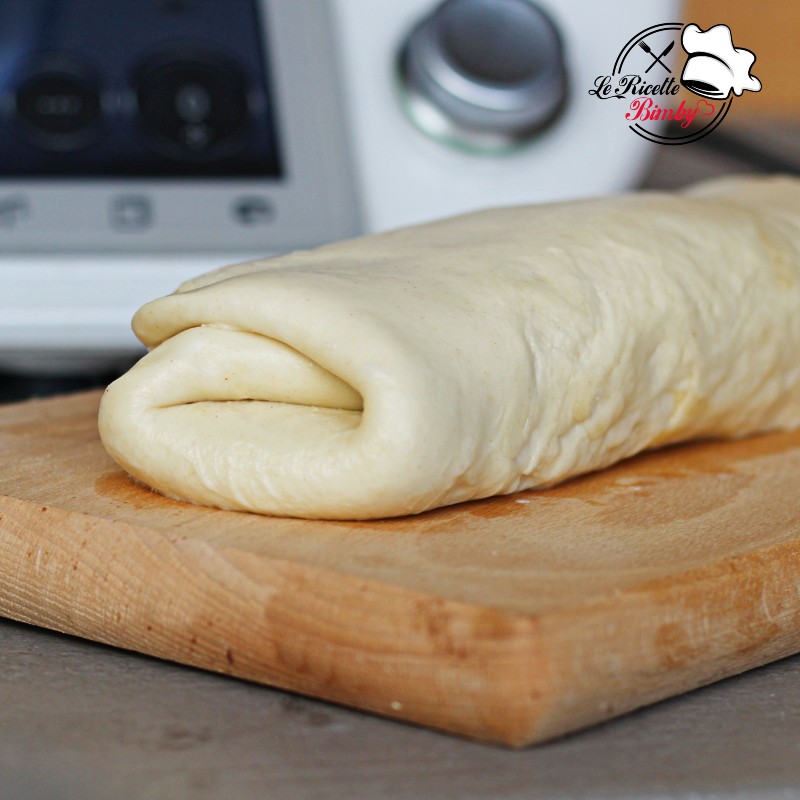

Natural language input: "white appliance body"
[0,0,677,372]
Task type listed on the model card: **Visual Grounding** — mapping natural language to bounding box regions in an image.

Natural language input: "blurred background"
[643,0,800,187]
[0,0,798,404]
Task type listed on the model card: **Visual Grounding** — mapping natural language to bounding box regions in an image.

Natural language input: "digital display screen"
[0,0,283,178]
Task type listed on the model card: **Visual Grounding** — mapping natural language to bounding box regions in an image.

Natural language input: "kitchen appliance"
[0,0,676,373]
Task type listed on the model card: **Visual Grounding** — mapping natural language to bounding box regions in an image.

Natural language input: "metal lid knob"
[398,0,568,151]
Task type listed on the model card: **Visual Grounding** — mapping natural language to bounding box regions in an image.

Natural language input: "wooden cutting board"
[1,390,800,747]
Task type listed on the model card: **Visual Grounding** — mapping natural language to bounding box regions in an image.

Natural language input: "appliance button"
[136,52,250,162]
[398,0,568,150]
[110,196,153,231]
[0,196,31,229]
[15,58,103,152]
[233,196,274,226]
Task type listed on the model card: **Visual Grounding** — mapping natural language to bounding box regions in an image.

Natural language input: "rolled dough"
[99,176,800,519]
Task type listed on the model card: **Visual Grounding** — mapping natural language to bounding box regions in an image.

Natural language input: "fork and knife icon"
[638,39,675,73]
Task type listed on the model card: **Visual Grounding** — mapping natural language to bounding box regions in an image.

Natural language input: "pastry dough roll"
[99,176,800,519]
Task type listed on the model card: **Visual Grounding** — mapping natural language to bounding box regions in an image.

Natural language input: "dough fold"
[99,176,800,519]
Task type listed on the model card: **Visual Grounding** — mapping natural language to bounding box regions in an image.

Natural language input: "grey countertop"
[3,124,800,799]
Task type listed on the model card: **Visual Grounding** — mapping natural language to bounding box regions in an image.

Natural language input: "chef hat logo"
[681,24,761,100]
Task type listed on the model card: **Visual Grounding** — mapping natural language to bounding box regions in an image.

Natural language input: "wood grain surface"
[1,391,800,746]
